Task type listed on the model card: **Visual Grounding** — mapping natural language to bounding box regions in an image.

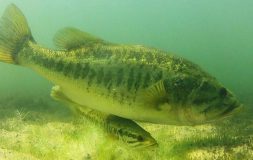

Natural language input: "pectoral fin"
[140,80,167,104]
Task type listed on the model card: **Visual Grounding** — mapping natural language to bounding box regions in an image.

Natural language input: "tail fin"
[0,4,33,64]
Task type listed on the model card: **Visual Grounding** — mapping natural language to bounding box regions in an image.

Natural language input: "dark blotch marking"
[153,70,163,82]
[143,72,151,88]
[63,62,74,76]
[104,71,112,87]
[87,69,96,85]
[112,92,117,100]
[116,68,124,86]
[32,55,40,64]
[119,93,125,104]
[88,69,96,86]
[139,64,145,69]
[107,82,112,91]
[127,68,134,91]
[81,63,90,79]
[134,72,142,91]
[46,58,55,68]
[55,59,64,71]
[118,129,123,135]
[97,68,104,85]
[41,57,47,67]
[73,63,82,79]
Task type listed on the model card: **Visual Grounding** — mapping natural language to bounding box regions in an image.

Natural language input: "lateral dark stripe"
[81,63,90,79]
[127,68,134,91]
[56,59,64,72]
[47,58,55,68]
[63,62,74,76]
[116,68,124,86]
[107,82,113,92]
[154,70,163,81]
[87,68,96,85]
[40,57,47,67]
[104,70,112,87]
[73,63,82,79]
[143,72,151,88]
[97,67,104,85]
[119,93,125,104]
[134,72,142,91]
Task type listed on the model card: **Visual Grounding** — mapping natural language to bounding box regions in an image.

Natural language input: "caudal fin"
[0,4,33,64]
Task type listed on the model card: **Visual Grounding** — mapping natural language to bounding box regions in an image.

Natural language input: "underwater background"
[0,0,252,159]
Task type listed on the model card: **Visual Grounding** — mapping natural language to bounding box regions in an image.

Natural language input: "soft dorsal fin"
[53,27,107,50]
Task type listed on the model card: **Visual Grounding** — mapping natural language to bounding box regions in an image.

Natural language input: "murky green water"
[0,1,252,159]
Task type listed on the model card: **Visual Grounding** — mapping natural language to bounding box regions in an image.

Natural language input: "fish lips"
[220,102,243,118]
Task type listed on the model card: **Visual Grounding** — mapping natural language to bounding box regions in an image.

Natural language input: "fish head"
[115,124,158,148]
[119,127,158,148]
[161,74,243,125]
[187,78,243,124]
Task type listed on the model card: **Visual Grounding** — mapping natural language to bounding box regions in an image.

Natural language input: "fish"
[0,4,242,127]
[51,85,157,148]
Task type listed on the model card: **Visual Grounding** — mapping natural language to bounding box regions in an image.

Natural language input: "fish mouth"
[144,141,158,148]
[130,138,158,148]
[220,102,243,118]
[137,142,158,148]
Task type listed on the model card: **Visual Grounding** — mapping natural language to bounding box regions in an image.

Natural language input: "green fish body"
[0,4,242,126]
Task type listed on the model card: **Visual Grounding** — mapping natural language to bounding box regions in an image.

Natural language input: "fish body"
[19,42,203,124]
[0,4,242,126]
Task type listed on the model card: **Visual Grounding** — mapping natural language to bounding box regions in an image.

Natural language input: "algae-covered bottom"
[0,94,252,160]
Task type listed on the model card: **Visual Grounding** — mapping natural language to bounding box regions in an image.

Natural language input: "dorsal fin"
[53,27,107,50]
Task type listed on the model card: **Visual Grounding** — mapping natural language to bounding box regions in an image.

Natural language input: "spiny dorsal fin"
[53,27,107,50]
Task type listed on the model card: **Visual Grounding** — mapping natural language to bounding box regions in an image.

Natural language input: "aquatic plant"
[0,94,252,159]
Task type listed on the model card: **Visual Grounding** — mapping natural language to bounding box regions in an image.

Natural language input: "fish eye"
[118,129,123,135]
[219,87,227,97]
[137,135,144,142]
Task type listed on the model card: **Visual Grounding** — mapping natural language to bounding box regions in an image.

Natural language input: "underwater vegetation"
[0,93,252,160]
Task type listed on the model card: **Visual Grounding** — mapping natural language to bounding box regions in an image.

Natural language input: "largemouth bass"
[0,4,242,126]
